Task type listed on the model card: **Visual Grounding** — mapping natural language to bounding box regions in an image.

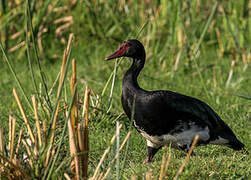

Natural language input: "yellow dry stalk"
[164,151,172,177]
[145,171,153,180]
[68,118,80,180]
[47,33,74,167]
[174,135,199,180]
[0,128,3,163]
[22,139,33,168]
[100,168,111,180]
[216,28,224,58]
[70,58,78,139]
[100,131,131,179]
[8,114,12,152]
[159,146,172,180]
[91,124,122,180]
[10,115,16,161]
[13,89,35,143]
[131,175,138,180]
[32,95,42,148]
[14,129,23,165]
[159,146,167,180]
[82,86,91,179]
[50,33,74,147]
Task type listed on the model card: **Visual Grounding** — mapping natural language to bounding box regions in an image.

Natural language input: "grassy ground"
[0,0,250,179]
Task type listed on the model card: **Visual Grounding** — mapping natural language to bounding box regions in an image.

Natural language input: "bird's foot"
[187,151,196,156]
[143,156,152,164]
[180,144,196,156]
[183,148,196,156]
[145,144,162,164]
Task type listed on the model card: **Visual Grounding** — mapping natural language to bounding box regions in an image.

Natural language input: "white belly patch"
[134,120,210,148]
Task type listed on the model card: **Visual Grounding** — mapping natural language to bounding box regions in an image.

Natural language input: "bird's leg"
[144,140,162,164]
[179,144,196,156]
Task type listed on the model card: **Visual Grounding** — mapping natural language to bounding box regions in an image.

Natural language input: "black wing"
[134,90,235,138]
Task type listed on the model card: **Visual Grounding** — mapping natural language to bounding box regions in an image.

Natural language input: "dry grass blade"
[119,131,131,151]
[70,58,77,138]
[226,60,236,88]
[56,22,73,37]
[8,41,25,53]
[97,172,104,180]
[49,102,60,150]
[22,139,33,168]
[81,86,91,179]
[159,146,167,180]
[173,135,199,180]
[38,25,46,54]
[100,168,111,180]
[77,124,83,151]
[100,120,129,179]
[13,88,35,143]
[91,124,123,180]
[159,148,172,180]
[58,50,67,96]
[145,171,153,180]
[10,115,16,161]
[48,72,61,96]
[164,151,172,177]
[216,28,224,58]
[49,33,74,162]
[49,50,68,145]
[66,33,74,54]
[68,115,80,180]
[159,145,172,180]
[69,58,80,179]
[32,95,42,147]
[174,49,182,71]
[53,16,73,24]
[213,66,217,87]
[10,31,23,40]
[116,121,120,180]
[52,6,68,12]
[57,33,74,96]
[107,131,131,165]
[64,173,71,180]
[0,128,3,162]
[131,175,137,180]
[45,85,78,180]
[44,145,52,167]
[100,167,111,180]
[8,114,12,151]
[14,129,23,165]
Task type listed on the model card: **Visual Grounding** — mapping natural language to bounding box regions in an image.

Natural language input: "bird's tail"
[218,132,247,153]
[228,139,245,151]
[215,125,246,152]
[227,139,249,155]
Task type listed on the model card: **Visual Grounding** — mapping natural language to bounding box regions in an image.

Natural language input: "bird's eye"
[126,43,132,47]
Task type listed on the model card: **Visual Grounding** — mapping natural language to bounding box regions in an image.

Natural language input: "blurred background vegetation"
[0,0,250,179]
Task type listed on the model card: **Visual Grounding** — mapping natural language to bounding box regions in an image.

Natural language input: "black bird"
[105,39,245,163]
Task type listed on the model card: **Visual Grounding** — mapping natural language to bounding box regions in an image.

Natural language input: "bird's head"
[105,39,145,61]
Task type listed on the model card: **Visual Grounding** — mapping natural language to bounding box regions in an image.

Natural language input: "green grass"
[0,0,251,179]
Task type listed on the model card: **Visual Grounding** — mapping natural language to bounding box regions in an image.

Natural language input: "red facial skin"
[105,41,130,60]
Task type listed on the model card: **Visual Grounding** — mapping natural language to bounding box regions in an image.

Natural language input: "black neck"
[123,56,145,90]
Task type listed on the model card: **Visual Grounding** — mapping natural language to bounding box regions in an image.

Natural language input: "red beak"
[105,44,126,61]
